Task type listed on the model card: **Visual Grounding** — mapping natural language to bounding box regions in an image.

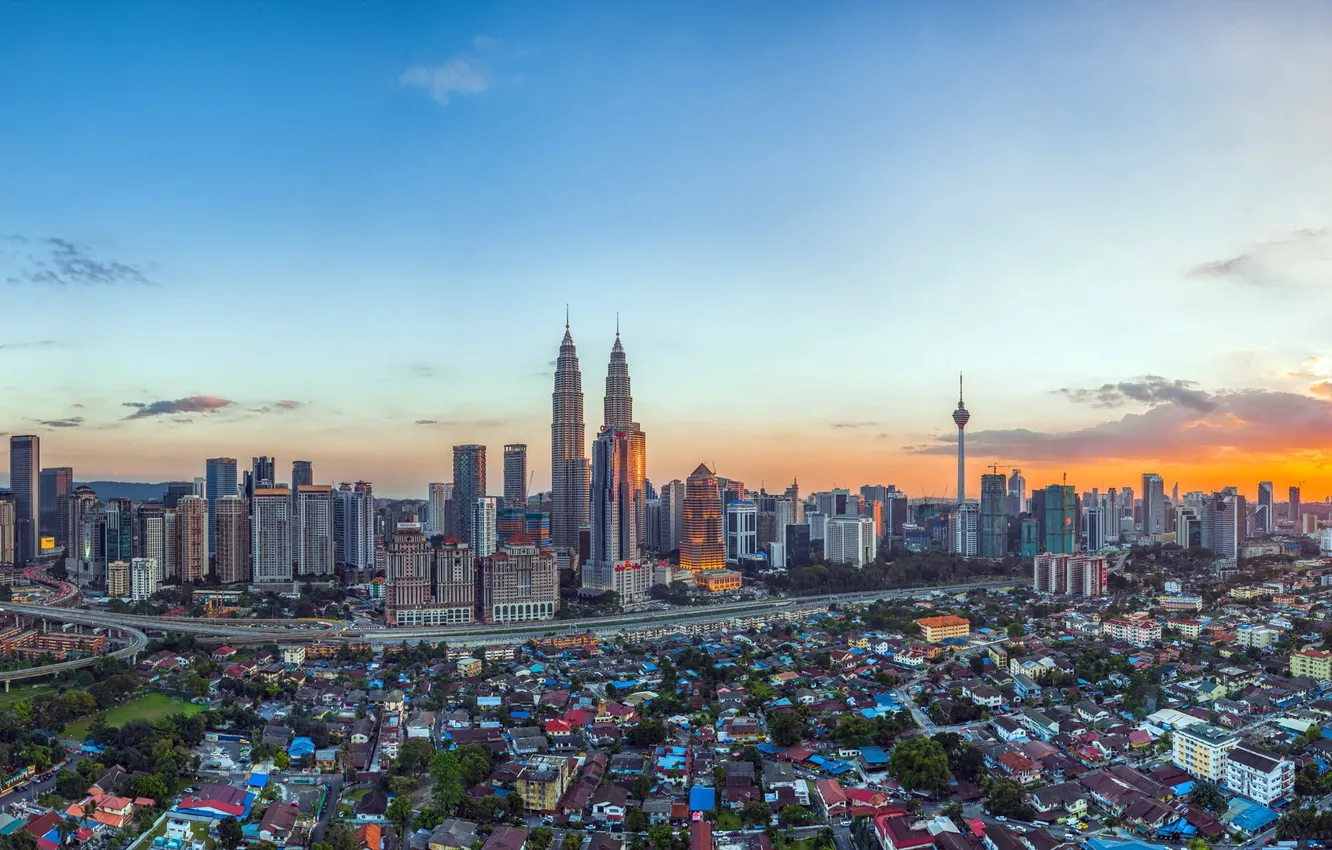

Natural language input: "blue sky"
[4,1,1332,497]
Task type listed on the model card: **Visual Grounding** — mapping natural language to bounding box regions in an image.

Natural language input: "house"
[1029,782,1087,821]
[996,752,1042,786]
[874,813,934,850]
[482,827,528,850]
[428,820,481,850]
[690,821,712,850]
[176,784,253,819]
[258,802,301,844]
[590,785,629,823]
[814,779,848,821]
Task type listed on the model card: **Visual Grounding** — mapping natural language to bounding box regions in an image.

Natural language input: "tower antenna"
[565,304,569,329]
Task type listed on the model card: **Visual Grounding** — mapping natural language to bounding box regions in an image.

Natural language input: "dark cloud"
[123,395,234,419]
[1058,376,1217,412]
[415,419,438,426]
[2,236,156,287]
[907,389,1332,462]
[37,417,83,428]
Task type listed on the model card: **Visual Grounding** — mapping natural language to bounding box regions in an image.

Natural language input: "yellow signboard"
[39,536,56,551]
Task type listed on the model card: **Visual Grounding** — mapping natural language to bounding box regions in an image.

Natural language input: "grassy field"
[67,693,203,740]
[716,811,743,831]
[0,684,57,710]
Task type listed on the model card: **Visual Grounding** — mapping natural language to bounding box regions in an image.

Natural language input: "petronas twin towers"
[551,320,649,600]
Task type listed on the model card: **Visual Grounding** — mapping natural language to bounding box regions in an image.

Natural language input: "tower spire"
[565,303,569,330]
[959,372,964,406]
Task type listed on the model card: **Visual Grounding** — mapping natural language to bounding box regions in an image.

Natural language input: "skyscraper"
[603,330,648,551]
[725,500,758,563]
[979,473,1008,558]
[452,445,487,546]
[952,374,970,505]
[658,479,685,553]
[163,481,193,509]
[1289,485,1302,527]
[251,487,293,583]
[1006,469,1025,518]
[551,320,589,552]
[39,467,73,548]
[250,456,276,494]
[471,496,498,558]
[215,495,251,584]
[503,444,528,508]
[426,482,453,538]
[583,427,650,602]
[296,485,335,575]
[1141,473,1165,536]
[680,463,725,573]
[291,460,313,491]
[481,536,559,623]
[105,497,133,564]
[385,522,431,622]
[176,494,207,583]
[204,457,237,557]
[1043,484,1077,554]
[8,436,39,565]
[952,503,979,556]
[334,482,375,570]
[0,495,14,567]
[1255,481,1273,535]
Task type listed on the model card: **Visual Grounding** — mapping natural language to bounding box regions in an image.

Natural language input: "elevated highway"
[0,621,149,688]
[0,577,1031,647]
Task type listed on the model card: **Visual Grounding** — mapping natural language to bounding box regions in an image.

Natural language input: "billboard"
[39,536,56,552]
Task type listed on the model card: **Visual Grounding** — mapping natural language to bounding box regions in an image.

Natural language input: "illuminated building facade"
[680,464,726,574]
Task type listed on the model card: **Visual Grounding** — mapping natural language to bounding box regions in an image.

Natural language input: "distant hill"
[76,481,179,502]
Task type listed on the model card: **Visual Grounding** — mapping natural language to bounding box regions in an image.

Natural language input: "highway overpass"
[0,577,1031,647]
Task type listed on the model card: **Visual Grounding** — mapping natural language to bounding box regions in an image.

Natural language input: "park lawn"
[67,693,203,740]
[0,684,56,710]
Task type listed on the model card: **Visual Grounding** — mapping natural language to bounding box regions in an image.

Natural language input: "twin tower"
[550,321,650,602]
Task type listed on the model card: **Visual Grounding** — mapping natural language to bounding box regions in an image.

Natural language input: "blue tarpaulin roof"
[247,773,269,788]
[288,737,316,758]
[689,787,716,812]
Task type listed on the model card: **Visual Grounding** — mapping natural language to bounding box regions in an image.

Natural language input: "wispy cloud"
[831,421,881,429]
[1057,375,1216,412]
[414,418,506,428]
[2,235,156,287]
[415,419,438,426]
[1186,228,1330,291]
[36,417,83,428]
[410,362,441,379]
[400,57,487,106]
[0,340,60,353]
[122,395,234,420]
[250,400,306,414]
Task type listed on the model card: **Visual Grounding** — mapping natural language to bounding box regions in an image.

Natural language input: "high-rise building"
[1202,492,1240,567]
[214,495,251,584]
[825,515,877,567]
[481,536,559,623]
[471,496,498,558]
[503,444,528,508]
[658,480,685,552]
[252,487,294,583]
[1142,473,1165,536]
[1289,486,1302,527]
[1006,469,1025,518]
[452,445,487,546]
[431,539,476,624]
[334,482,375,569]
[583,427,650,603]
[551,321,589,552]
[107,559,130,598]
[0,495,14,566]
[979,473,1008,558]
[104,497,134,565]
[386,522,432,622]
[291,460,313,491]
[176,494,207,583]
[524,511,551,549]
[204,457,237,558]
[725,500,758,564]
[1255,481,1273,535]
[8,436,39,565]
[249,456,276,497]
[134,502,166,573]
[1044,484,1077,554]
[1083,503,1106,552]
[130,557,158,601]
[680,464,725,573]
[162,481,192,509]
[39,467,73,549]
[65,486,99,562]
[1176,506,1203,548]
[295,485,335,576]
[785,523,812,568]
[952,503,979,556]
[602,330,648,551]
[426,482,453,538]
[1033,553,1106,597]
[952,374,970,505]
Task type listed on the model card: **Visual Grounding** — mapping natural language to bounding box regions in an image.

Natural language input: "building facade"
[503,444,528,508]
[176,494,207,583]
[295,484,335,576]
[1173,723,1239,781]
[680,464,726,573]
[8,436,39,565]
[979,473,1008,557]
[824,515,876,567]
[551,324,589,553]
[482,537,559,623]
[204,457,237,557]
[452,445,487,547]
[251,487,294,583]
[426,482,454,538]
[214,495,251,584]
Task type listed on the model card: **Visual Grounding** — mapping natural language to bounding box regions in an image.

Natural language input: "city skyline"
[5,2,1332,497]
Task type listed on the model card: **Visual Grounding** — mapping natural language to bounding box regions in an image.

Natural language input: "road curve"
[0,620,149,684]
[0,578,1031,647]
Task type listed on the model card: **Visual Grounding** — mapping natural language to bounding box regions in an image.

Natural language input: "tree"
[397,738,435,775]
[742,801,772,828]
[274,750,291,771]
[562,832,584,850]
[325,824,359,850]
[387,795,415,841]
[779,806,815,827]
[388,776,419,797]
[647,825,674,850]
[626,809,649,833]
[529,827,555,850]
[767,711,807,748]
[632,774,655,801]
[628,722,667,747]
[984,780,1035,821]
[1187,839,1210,850]
[1006,623,1025,638]
[218,817,243,850]
[429,751,464,814]
[414,807,446,832]
[1190,781,1226,815]
[888,738,950,797]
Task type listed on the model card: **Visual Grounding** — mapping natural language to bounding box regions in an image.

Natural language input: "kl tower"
[952,373,970,505]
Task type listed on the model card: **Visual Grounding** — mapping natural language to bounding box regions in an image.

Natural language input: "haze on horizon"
[4,0,1332,500]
